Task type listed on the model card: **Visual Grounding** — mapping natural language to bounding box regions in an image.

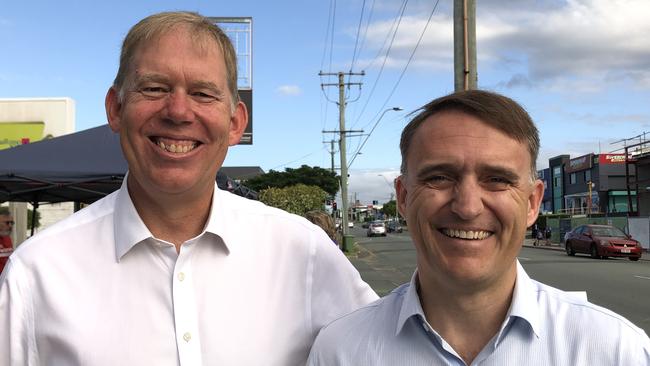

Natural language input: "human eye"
[137,84,170,99]
[422,174,453,189]
[484,176,513,191]
[191,90,219,103]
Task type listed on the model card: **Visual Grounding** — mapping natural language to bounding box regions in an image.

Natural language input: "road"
[347,226,650,336]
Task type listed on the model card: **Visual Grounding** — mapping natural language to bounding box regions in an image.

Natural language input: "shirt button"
[183,332,192,342]
[178,272,185,282]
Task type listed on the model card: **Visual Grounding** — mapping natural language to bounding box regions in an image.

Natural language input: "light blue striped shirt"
[307,262,650,365]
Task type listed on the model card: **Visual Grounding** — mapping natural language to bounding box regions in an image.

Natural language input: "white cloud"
[358,0,650,89]
[344,168,401,205]
[275,85,302,96]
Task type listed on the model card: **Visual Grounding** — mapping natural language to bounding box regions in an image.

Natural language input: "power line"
[360,0,440,132]
[350,0,409,130]
[349,0,367,73]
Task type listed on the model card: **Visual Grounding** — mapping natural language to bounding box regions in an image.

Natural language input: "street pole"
[337,72,351,246]
[453,0,477,91]
[319,70,364,251]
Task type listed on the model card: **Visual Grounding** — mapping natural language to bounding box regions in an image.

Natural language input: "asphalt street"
[347,227,650,336]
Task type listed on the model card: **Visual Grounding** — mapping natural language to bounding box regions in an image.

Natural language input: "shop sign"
[599,153,635,164]
[0,122,45,150]
[565,153,593,173]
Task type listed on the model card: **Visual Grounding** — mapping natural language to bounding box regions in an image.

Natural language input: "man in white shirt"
[0,12,377,365]
[308,90,650,365]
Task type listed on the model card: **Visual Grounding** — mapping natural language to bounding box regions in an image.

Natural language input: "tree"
[381,200,397,218]
[258,184,328,216]
[245,165,339,197]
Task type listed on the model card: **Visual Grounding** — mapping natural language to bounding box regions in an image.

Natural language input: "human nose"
[450,179,484,220]
[163,91,195,124]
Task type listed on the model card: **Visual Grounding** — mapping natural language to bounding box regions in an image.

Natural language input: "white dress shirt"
[308,261,650,366]
[0,180,378,366]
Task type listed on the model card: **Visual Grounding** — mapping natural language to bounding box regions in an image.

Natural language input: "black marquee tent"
[0,124,257,207]
[0,125,127,205]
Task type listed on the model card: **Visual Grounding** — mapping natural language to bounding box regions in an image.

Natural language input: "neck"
[127,177,214,252]
[417,264,517,364]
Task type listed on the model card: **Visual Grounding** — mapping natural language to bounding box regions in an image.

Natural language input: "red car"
[565,224,642,261]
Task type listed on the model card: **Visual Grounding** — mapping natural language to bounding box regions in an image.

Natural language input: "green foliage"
[382,200,397,217]
[259,184,328,216]
[27,209,41,229]
[245,165,339,197]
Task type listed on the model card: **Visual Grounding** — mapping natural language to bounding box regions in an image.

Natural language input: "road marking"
[634,275,650,281]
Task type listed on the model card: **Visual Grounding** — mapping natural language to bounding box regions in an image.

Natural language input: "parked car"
[348,221,354,228]
[362,221,371,229]
[386,221,403,233]
[564,224,642,261]
[367,222,387,237]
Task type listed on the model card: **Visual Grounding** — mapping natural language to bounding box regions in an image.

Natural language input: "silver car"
[367,222,387,237]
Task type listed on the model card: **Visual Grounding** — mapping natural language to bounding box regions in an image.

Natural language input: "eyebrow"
[416,163,521,183]
[133,74,225,95]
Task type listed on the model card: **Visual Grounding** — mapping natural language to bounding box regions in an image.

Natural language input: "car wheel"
[590,245,600,259]
[629,257,640,261]
[566,242,575,256]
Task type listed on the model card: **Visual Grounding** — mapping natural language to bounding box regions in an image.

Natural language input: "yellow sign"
[0,122,45,150]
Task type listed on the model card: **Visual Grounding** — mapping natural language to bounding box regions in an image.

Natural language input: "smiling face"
[0,214,13,236]
[105,26,247,204]
[396,111,543,290]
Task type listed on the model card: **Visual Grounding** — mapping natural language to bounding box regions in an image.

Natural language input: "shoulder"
[312,284,408,352]
[11,192,117,261]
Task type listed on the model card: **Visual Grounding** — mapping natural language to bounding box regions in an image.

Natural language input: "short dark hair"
[399,90,539,179]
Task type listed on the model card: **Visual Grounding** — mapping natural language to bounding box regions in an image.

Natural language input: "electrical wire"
[349,0,367,73]
[349,0,408,130]
[349,0,439,167]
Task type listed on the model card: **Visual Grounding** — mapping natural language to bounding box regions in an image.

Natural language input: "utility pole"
[453,0,477,91]
[323,139,337,173]
[320,71,363,251]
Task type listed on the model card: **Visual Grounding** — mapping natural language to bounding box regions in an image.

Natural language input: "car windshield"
[371,223,383,227]
[591,226,627,238]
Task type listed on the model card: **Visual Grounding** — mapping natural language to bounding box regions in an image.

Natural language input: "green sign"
[0,122,45,150]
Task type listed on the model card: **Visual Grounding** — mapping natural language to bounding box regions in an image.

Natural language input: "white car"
[348,221,354,228]
[367,222,387,237]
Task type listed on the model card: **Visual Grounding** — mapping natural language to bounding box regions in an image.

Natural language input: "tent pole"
[31,202,38,236]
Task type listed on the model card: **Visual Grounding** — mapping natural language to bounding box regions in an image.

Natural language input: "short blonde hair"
[113,11,239,106]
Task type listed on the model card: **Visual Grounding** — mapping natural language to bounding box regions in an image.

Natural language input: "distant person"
[306,210,339,245]
[0,11,377,365]
[0,207,13,274]
[545,226,552,245]
[308,90,650,365]
[534,226,544,246]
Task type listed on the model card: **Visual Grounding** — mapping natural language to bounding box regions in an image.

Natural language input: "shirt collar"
[113,175,231,261]
[396,271,426,335]
[506,260,542,338]
[395,261,541,338]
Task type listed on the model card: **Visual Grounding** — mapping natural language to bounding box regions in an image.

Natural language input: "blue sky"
[1,0,649,204]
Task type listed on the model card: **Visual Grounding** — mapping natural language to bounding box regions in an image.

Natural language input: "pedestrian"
[545,226,552,245]
[0,207,14,274]
[307,90,650,365]
[535,226,544,246]
[0,12,377,365]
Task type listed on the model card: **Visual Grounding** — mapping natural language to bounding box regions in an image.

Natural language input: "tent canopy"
[0,125,126,204]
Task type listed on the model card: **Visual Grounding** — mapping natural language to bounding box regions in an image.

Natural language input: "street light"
[348,107,403,168]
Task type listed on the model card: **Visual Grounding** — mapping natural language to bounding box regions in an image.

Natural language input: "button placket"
[172,243,202,365]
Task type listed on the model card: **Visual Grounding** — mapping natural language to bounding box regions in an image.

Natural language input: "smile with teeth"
[441,228,492,240]
[153,137,198,154]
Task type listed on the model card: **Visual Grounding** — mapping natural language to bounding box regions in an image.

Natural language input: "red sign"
[599,154,635,164]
